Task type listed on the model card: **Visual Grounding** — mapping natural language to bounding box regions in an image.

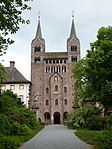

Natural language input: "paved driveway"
[20,125,93,149]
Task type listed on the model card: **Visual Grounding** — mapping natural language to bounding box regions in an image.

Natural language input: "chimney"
[10,61,15,69]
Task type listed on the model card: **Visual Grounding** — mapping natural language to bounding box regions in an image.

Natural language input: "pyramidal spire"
[36,12,42,39]
[70,11,77,38]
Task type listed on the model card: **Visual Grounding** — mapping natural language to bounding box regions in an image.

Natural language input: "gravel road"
[20,125,93,149]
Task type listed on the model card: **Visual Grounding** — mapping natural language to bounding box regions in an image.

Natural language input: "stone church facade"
[30,15,80,124]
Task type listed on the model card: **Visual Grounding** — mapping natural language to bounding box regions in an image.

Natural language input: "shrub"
[21,124,33,135]
[0,136,20,149]
[11,122,23,135]
[8,113,28,125]
[107,114,112,125]
[67,106,101,129]
[19,108,37,128]
[86,115,107,130]
[97,125,112,149]
[0,114,11,135]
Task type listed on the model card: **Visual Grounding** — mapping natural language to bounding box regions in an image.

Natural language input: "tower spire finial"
[38,11,40,20]
[36,11,42,38]
[72,11,74,20]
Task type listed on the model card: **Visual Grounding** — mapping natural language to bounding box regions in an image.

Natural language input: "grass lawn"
[75,129,102,149]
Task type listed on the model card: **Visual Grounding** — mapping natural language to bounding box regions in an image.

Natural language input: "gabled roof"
[4,67,30,84]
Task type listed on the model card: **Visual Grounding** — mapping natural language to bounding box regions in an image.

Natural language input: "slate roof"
[4,67,30,84]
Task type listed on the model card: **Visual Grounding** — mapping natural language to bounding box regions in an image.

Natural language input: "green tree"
[0,0,32,55]
[73,26,112,114]
[0,63,7,96]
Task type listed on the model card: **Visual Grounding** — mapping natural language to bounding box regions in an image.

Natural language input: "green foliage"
[72,26,112,112]
[68,106,101,129]
[19,108,37,128]
[86,115,107,130]
[97,125,112,149]
[0,136,20,149]
[11,122,23,135]
[0,0,33,55]
[0,113,11,135]
[0,63,7,86]
[107,114,112,125]
[0,90,24,114]
[75,129,101,146]
[0,90,44,149]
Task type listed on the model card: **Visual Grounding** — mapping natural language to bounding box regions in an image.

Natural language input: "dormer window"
[34,46,41,52]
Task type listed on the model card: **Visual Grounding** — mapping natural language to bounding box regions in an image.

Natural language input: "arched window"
[71,56,77,62]
[55,99,58,105]
[46,87,49,93]
[71,45,77,51]
[64,87,67,93]
[46,66,50,73]
[46,100,49,106]
[62,65,66,73]
[34,46,41,52]
[55,85,58,92]
[54,76,58,82]
[64,99,67,105]
[34,57,40,63]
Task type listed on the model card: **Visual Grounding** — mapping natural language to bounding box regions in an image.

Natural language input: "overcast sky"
[1,0,112,80]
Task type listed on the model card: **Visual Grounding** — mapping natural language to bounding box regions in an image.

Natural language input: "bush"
[21,124,33,135]
[8,113,28,125]
[0,114,11,135]
[107,114,112,125]
[86,115,107,130]
[97,125,112,149]
[19,108,37,128]
[0,136,20,149]
[67,106,101,129]
[11,122,23,135]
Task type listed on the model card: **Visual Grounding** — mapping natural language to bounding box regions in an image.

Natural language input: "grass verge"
[75,129,102,148]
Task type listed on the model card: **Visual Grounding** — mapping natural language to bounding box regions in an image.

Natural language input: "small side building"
[1,61,31,107]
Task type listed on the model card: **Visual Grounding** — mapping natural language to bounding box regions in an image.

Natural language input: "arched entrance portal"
[54,112,60,124]
[44,112,51,125]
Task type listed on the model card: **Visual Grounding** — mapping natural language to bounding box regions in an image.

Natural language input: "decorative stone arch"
[53,112,60,124]
[44,112,51,125]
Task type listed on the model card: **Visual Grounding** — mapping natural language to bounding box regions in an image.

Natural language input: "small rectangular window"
[10,85,15,90]
[1,85,6,90]
[19,85,24,90]
[64,60,66,63]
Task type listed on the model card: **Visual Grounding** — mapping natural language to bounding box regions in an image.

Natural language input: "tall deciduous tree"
[0,0,32,55]
[73,26,112,113]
